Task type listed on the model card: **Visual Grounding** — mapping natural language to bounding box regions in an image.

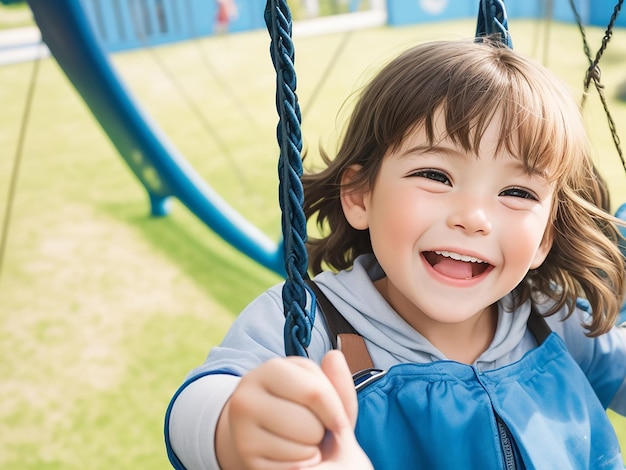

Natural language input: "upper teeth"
[435,250,485,263]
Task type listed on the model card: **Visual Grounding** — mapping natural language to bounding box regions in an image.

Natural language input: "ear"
[340,165,369,230]
[530,227,554,270]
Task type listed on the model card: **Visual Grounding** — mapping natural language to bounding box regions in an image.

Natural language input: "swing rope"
[475,0,513,48]
[264,0,313,357]
[301,30,353,119]
[568,0,625,174]
[0,48,42,291]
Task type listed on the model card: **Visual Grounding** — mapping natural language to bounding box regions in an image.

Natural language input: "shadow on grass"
[103,200,283,316]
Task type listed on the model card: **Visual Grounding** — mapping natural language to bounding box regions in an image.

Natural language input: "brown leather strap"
[305,280,375,374]
[338,333,374,374]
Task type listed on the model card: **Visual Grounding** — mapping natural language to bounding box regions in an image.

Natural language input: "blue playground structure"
[26,0,287,277]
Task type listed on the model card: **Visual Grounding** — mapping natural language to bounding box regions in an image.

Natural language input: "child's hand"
[215,350,372,470]
[305,350,374,470]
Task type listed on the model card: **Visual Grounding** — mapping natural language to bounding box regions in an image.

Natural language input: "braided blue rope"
[264,0,314,357]
[475,0,513,48]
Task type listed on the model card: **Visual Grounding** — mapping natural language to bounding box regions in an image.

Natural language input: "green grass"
[1,16,626,469]
[0,2,33,31]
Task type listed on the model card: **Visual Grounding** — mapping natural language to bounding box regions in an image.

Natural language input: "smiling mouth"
[423,250,492,279]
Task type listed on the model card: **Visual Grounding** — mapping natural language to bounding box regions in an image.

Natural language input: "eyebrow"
[399,144,550,180]
[400,144,463,159]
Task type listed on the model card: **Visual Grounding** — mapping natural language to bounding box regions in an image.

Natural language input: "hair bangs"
[501,73,585,186]
[430,50,587,186]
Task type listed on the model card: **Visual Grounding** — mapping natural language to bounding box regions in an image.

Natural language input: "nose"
[446,197,493,235]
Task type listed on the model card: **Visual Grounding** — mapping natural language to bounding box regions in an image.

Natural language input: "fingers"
[222,353,363,470]
[320,350,358,428]
[258,356,351,434]
[314,426,374,470]
[230,375,327,445]
[224,355,353,469]
[310,352,373,469]
[218,397,322,470]
[232,417,322,470]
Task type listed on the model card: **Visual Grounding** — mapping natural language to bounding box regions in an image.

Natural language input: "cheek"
[368,188,433,244]
[502,212,551,265]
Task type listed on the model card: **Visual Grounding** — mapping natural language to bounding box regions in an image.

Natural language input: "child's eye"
[411,169,450,185]
[500,187,538,200]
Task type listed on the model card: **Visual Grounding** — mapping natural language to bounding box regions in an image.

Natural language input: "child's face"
[342,110,555,331]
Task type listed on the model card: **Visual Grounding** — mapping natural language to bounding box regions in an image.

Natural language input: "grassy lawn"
[1,11,626,469]
[0,2,33,30]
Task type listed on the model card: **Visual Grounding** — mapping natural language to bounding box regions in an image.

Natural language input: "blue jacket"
[354,333,622,469]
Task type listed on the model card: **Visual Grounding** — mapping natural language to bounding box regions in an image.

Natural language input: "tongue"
[431,257,474,279]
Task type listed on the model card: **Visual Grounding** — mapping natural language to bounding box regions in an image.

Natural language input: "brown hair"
[303,39,625,336]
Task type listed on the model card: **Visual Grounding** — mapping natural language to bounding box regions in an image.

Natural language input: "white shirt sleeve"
[168,374,240,470]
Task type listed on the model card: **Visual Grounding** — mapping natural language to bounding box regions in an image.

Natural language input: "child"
[165,38,626,469]
[214,0,238,35]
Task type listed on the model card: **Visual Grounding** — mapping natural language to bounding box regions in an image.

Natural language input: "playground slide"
[26,0,285,277]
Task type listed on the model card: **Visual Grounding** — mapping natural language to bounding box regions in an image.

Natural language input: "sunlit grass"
[0,2,34,30]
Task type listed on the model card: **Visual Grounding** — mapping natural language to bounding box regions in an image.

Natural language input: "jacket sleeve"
[555,305,626,413]
[166,374,239,469]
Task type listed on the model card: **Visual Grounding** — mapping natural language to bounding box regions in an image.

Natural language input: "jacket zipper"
[474,365,519,470]
[496,414,517,470]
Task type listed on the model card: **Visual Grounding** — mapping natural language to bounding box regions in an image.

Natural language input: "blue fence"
[80,0,624,53]
[386,0,624,28]
[80,0,266,52]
